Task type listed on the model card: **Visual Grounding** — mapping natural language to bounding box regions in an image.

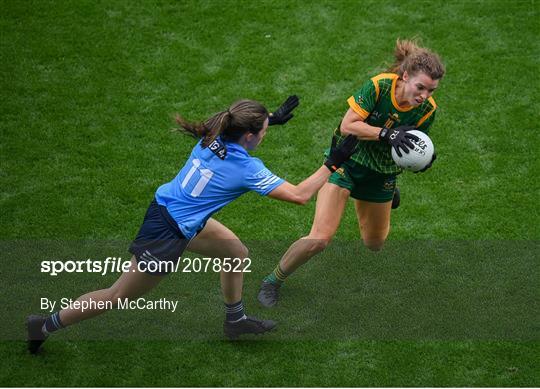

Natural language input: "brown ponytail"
[388,38,445,80]
[175,99,268,147]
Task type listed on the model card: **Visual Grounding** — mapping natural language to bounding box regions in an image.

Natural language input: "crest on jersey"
[383,177,396,191]
[384,113,401,128]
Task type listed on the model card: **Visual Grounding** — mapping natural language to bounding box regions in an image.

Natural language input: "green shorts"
[328,160,397,202]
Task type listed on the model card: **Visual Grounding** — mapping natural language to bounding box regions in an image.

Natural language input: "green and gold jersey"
[334,73,437,174]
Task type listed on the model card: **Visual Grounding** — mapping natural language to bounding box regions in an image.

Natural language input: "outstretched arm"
[268,166,331,205]
[268,135,358,205]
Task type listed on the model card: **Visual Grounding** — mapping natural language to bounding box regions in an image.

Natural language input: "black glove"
[268,95,299,126]
[324,135,359,172]
[379,125,420,157]
[414,153,437,173]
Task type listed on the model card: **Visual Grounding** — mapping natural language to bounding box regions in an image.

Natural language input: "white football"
[391,130,434,172]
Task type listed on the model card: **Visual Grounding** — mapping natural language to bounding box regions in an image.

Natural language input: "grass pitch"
[1,0,539,386]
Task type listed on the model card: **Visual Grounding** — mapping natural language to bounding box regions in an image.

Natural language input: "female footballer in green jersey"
[258,39,446,307]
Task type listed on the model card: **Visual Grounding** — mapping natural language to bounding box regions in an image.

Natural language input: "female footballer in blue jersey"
[27,97,358,353]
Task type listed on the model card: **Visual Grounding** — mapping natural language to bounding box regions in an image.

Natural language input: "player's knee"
[313,238,331,253]
[108,288,123,303]
[109,286,135,303]
[222,241,249,259]
[304,235,332,255]
[360,225,389,252]
[363,237,386,252]
[234,243,249,259]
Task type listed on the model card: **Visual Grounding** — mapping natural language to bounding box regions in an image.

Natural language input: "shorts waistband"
[152,199,185,239]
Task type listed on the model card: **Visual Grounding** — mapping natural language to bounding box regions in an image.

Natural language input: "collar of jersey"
[218,137,250,156]
[390,76,415,113]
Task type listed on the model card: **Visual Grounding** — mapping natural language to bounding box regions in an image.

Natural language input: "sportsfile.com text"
[40,257,252,276]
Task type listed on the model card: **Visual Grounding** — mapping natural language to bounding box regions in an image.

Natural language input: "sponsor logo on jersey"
[208,139,227,160]
[371,111,382,120]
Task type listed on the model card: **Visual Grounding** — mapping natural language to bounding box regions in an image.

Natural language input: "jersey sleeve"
[416,97,437,134]
[416,109,436,134]
[347,78,378,120]
[243,158,285,196]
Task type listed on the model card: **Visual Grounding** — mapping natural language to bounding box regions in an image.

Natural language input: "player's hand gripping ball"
[391,130,435,172]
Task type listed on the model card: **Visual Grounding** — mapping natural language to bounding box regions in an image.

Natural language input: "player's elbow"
[297,197,310,206]
[340,125,352,136]
[340,119,356,136]
[287,187,311,205]
[291,193,310,205]
[268,183,312,205]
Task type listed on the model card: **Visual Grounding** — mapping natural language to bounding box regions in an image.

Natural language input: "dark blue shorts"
[129,199,190,275]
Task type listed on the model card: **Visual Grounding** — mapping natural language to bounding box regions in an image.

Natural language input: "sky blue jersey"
[155,138,284,239]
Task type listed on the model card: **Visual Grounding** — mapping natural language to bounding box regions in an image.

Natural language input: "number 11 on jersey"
[181,158,214,197]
